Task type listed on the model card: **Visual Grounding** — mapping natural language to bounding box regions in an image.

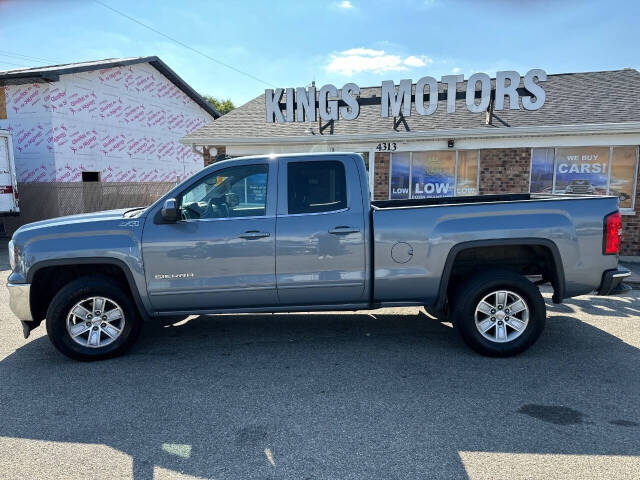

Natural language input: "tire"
[45,275,142,361]
[451,270,546,357]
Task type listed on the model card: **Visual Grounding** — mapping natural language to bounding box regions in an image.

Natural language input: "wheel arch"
[433,238,566,313]
[27,258,151,323]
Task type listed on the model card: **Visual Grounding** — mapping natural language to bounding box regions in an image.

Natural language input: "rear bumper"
[7,282,32,321]
[597,267,631,296]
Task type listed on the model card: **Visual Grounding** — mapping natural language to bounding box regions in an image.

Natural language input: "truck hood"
[19,208,131,230]
[10,207,148,281]
[13,208,142,239]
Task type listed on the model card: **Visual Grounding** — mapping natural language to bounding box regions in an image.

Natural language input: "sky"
[1,0,639,107]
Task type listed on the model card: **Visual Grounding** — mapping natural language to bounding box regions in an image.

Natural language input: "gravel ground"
[1,249,639,480]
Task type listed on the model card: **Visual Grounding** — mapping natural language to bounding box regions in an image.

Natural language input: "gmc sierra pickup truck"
[7,153,630,360]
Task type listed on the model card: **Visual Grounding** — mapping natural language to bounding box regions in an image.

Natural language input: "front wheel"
[46,276,142,361]
[451,270,546,357]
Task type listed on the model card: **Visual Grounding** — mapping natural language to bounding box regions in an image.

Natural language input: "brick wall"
[373,152,390,200]
[202,145,227,166]
[620,160,640,256]
[479,148,531,194]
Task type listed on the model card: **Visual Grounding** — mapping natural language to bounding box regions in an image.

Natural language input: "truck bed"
[371,193,620,307]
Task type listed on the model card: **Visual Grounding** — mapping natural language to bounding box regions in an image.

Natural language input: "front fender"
[20,223,152,319]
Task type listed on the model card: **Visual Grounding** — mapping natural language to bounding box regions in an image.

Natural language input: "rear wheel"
[451,270,546,357]
[46,276,142,360]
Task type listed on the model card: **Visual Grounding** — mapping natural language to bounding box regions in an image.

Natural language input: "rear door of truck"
[0,132,18,214]
[275,155,367,305]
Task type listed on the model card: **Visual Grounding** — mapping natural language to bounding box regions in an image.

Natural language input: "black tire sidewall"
[46,276,141,361]
[452,271,546,357]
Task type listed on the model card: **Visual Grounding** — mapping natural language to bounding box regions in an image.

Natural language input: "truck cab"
[143,153,370,312]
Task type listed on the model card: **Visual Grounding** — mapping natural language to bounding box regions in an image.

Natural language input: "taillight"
[603,211,622,255]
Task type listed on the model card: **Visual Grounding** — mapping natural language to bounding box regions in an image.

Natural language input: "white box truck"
[0,129,19,216]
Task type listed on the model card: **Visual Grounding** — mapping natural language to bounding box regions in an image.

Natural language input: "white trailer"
[0,129,19,215]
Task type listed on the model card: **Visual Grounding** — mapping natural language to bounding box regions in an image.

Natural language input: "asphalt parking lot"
[1,251,639,480]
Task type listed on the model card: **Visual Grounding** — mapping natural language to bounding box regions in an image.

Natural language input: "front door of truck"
[142,159,278,312]
[275,156,367,305]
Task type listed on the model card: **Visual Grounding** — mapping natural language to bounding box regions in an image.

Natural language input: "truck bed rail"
[371,193,614,209]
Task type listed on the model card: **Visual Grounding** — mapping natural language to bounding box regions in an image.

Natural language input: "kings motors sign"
[265,69,547,123]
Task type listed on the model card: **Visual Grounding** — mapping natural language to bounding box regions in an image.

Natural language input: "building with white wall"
[0,56,219,233]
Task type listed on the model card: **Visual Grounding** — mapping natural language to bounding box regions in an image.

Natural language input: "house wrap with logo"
[0,56,219,234]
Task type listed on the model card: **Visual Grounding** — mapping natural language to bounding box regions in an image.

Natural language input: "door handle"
[329,226,360,235]
[239,230,270,240]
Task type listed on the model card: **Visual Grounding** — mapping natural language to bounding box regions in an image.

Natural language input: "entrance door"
[142,159,278,312]
[275,155,367,306]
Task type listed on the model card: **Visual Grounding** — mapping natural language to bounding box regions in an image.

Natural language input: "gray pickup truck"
[7,153,630,360]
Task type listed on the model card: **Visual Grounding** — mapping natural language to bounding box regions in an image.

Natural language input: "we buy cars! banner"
[530,146,637,209]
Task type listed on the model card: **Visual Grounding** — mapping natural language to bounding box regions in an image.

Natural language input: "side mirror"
[161,198,178,222]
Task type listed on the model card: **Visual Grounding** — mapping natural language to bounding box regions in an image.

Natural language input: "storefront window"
[390,152,410,199]
[555,147,610,195]
[530,148,554,194]
[611,147,637,209]
[390,150,480,200]
[530,146,638,210]
[411,151,455,198]
[230,172,267,206]
[457,150,480,196]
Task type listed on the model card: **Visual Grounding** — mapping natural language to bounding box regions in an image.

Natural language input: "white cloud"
[452,67,461,73]
[337,0,354,8]
[404,55,432,67]
[326,48,433,76]
[341,47,384,57]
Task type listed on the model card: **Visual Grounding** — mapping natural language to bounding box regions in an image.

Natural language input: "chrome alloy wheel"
[66,296,126,348]
[474,290,529,343]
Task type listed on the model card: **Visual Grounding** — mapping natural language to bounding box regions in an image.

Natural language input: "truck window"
[179,164,268,219]
[287,161,347,214]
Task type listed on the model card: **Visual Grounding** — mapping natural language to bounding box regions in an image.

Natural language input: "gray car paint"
[8,152,620,321]
[274,155,369,305]
[372,196,618,304]
[142,157,279,311]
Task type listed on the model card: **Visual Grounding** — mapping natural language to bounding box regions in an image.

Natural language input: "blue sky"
[1,0,639,106]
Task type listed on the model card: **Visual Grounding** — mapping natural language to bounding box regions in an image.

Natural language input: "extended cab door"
[142,158,278,312]
[275,156,367,305]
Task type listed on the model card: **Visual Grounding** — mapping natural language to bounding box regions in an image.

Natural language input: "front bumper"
[597,267,631,296]
[7,282,32,322]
